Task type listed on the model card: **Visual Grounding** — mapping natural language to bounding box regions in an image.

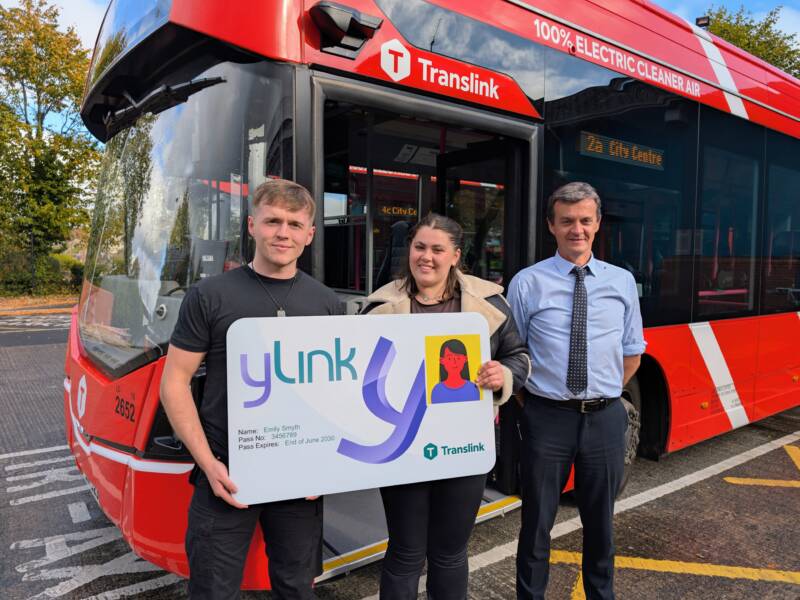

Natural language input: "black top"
[170,266,345,459]
[410,295,460,314]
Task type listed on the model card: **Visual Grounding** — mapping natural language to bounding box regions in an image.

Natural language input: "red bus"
[67,0,800,589]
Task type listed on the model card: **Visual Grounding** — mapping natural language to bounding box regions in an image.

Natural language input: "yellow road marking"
[325,444,800,581]
[0,307,73,316]
[570,571,585,600]
[724,445,800,488]
[723,477,800,488]
[786,445,800,472]
[550,550,800,584]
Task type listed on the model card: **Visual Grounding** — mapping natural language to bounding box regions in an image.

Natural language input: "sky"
[654,0,800,36]
[0,0,107,50]
[1,0,799,51]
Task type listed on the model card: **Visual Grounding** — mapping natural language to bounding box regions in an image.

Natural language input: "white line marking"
[10,484,91,506]
[80,573,183,600]
[68,501,91,523]
[6,465,83,489]
[64,377,71,394]
[356,429,800,600]
[689,322,750,429]
[13,526,121,573]
[25,551,165,600]
[6,455,74,471]
[22,566,83,581]
[0,445,69,461]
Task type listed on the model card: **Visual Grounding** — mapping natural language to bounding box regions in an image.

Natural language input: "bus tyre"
[618,376,641,497]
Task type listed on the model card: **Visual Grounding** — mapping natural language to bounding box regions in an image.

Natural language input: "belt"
[527,392,619,413]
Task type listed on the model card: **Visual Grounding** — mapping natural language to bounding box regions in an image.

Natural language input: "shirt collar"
[553,251,597,277]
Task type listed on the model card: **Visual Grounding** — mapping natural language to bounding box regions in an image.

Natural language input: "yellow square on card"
[424,334,483,405]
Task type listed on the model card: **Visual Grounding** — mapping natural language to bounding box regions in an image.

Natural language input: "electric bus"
[66,0,800,588]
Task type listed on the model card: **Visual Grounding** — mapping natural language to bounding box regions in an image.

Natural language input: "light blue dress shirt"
[507,252,646,400]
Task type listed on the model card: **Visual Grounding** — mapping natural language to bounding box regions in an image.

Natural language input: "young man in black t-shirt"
[161,179,343,599]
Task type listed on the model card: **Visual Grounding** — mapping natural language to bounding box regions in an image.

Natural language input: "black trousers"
[516,395,627,600]
[379,474,485,600]
[186,473,322,600]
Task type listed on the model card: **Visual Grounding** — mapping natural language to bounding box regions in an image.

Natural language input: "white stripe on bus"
[689,322,750,429]
[506,0,800,125]
[690,29,749,119]
[70,411,193,475]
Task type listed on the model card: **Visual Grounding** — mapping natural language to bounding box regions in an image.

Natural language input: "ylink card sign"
[226,313,494,504]
[580,131,665,171]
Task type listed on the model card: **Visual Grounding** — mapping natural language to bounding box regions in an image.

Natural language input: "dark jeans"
[186,473,322,600]
[516,396,627,600]
[379,474,485,600]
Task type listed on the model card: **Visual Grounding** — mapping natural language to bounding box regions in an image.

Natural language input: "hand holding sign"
[476,360,505,391]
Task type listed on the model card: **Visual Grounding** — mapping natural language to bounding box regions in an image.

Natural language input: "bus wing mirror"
[310,1,383,59]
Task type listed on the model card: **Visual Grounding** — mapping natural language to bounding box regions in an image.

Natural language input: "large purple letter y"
[337,337,426,463]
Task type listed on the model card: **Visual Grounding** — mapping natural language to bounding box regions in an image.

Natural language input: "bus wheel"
[618,376,641,497]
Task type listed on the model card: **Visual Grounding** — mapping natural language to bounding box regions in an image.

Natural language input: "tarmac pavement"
[0,302,73,347]
[0,313,798,599]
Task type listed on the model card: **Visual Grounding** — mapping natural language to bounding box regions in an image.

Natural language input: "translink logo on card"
[424,442,487,460]
[423,443,438,460]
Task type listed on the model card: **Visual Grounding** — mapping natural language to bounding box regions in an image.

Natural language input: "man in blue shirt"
[509,182,646,600]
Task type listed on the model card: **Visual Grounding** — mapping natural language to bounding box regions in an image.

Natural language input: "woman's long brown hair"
[399,212,465,300]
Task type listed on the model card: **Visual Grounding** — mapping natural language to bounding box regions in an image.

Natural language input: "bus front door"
[313,73,540,578]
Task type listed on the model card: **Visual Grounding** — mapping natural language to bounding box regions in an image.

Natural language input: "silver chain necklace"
[248,263,297,317]
[416,292,443,304]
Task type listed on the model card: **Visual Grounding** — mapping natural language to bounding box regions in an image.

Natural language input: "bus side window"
[695,108,762,318]
[763,130,800,313]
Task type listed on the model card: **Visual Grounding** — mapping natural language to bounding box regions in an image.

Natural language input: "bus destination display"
[580,131,665,171]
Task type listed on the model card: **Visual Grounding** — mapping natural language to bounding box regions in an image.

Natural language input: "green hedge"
[0,251,84,295]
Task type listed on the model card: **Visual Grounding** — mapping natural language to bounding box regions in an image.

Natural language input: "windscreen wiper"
[103,76,225,137]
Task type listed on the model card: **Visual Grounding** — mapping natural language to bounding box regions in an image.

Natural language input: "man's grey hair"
[546,182,602,223]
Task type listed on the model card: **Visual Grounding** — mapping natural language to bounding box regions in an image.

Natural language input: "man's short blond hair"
[251,179,316,221]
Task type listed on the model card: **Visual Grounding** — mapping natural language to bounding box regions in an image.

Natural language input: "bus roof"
[82,0,800,140]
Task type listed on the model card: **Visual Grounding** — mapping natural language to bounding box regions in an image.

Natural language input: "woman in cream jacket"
[363,213,530,600]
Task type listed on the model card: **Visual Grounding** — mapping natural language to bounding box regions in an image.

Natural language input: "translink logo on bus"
[380,39,500,100]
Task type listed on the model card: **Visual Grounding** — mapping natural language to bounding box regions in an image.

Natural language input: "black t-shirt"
[170,266,344,459]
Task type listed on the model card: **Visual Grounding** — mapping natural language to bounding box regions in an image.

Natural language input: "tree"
[0,0,101,292]
[707,5,800,78]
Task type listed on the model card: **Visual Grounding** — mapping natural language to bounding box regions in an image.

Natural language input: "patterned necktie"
[566,266,588,396]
